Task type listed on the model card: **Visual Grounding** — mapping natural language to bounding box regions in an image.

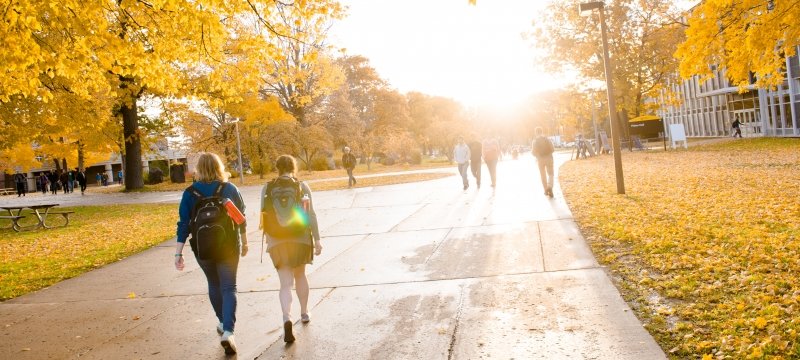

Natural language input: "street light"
[231,118,244,185]
[580,1,625,194]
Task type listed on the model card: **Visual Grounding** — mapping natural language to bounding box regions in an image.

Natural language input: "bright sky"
[329,0,566,109]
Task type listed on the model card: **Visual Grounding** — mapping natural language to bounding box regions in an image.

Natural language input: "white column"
[142,160,150,175]
[104,164,114,184]
[786,52,799,135]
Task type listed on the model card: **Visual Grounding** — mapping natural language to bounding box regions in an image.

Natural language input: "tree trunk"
[122,99,144,190]
[61,158,68,172]
[53,158,61,171]
[77,141,85,170]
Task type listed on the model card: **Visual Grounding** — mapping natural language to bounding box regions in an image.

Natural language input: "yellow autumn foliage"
[560,138,800,358]
[677,1,800,89]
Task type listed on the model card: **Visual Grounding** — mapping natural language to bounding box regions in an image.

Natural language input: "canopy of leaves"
[530,0,684,117]
[676,1,800,88]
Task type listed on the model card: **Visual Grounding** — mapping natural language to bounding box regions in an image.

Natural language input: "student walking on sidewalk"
[453,136,471,190]
[174,152,248,355]
[261,155,322,343]
[532,127,555,198]
[342,146,357,188]
[483,137,500,187]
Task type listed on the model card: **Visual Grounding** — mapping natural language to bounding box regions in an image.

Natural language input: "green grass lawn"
[559,138,800,358]
[0,204,175,300]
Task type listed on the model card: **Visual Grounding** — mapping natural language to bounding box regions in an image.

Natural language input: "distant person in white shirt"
[453,136,471,190]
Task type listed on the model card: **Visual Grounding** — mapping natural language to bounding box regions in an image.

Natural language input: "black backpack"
[188,183,236,260]
[261,177,309,239]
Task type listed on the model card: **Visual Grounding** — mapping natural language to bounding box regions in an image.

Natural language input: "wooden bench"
[44,211,75,228]
[0,215,26,232]
[0,188,16,196]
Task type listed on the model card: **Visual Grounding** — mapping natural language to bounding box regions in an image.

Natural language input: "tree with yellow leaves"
[0,0,337,189]
[676,0,800,88]
[530,0,684,118]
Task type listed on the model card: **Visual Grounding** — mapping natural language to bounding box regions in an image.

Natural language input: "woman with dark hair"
[174,152,248,355]
[261,154,322,343]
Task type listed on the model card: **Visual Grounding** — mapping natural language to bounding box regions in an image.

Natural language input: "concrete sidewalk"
[0,154,665,359]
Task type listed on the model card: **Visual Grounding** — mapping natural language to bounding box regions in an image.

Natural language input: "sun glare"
[331,0,571,109]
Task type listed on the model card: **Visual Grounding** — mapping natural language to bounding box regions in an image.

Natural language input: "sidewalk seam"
[446,284,467,360]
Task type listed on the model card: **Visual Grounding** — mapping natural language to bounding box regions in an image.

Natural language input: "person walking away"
[175,152,248,355]
[48,170,58,194]
[453,136,471,190]
[38,172,48,194]
[13,171,26,197]
[467,137,483,188]
[75,168,87,195]
[67,170,75,193]
[532,127,555,198]
[60,171,69,194]
[95,172,101,186]
[732,117,742,138]
[341,146,357,188]
[482,138,500,187]
[117,169,123,185]
[261,155,322,343]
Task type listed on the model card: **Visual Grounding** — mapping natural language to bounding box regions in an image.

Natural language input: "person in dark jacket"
[532,127,555,198]
[174,152,248,355]
[75,168,87,195]
[59,171,69,194]
[341,146,357,188]
[467,138,483,188]
[48,170,59,194]
[13,171,26,197]
[732,117,742,138]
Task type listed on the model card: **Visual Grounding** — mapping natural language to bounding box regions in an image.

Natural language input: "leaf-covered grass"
[95,157,454,193]
[560,138,800,359]
[0,204,175,301]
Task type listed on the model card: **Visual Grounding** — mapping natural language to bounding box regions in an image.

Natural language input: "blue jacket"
[176,181,246,244]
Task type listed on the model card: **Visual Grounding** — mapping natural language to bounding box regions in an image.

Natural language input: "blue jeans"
[197,256,239,333]
[457,162,469,187]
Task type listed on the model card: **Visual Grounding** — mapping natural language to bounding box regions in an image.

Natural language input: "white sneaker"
[216,322,223,335]
[301,313,311,323]
[220,331,237,355]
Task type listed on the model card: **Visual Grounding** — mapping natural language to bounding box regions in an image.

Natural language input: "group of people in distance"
[453,127,555,197]
[12,168,89,197]
[175,131,557,355]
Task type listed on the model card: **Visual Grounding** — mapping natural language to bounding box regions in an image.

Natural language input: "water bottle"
[222,198,246,225]
[301,194,310,213]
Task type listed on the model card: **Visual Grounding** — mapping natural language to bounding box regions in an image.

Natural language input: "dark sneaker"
[220,331,237,355]
[284,320,295,343]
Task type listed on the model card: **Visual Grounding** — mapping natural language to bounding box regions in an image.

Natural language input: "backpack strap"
[187,184,204,200]
[213,182,225,198]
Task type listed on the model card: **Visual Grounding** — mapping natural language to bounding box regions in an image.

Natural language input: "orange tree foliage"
[560,138,800,358]
[677,1,800,89]
[529,0,684,118]
[0,0,337,187]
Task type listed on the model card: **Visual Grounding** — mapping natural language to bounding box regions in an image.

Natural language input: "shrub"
[309,157,330,171]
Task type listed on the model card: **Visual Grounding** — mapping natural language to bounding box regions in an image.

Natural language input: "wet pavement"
[0,153,665,359]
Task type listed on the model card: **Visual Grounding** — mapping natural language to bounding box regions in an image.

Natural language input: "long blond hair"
[195,152,228,183]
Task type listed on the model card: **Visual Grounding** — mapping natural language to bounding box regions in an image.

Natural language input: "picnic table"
[0,204,74,232]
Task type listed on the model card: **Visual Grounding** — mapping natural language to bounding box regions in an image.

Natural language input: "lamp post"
[580,1,625,194]
[232,119,244,185]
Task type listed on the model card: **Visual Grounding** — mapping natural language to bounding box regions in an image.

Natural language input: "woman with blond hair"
[174,152,248,354]
[261,154,322,343]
